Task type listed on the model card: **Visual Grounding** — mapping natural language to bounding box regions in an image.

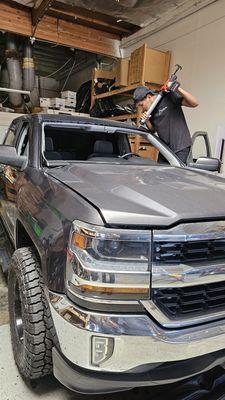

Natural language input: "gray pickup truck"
[0,114,225,394]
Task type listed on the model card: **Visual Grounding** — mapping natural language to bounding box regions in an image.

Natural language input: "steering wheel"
[120,152,140,160]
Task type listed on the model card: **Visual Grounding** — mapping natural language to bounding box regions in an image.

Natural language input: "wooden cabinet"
[129,135,158,160]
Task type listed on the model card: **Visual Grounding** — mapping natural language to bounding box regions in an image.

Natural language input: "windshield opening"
[42,123,182,168]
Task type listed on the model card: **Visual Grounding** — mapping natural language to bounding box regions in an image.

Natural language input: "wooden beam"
[0,1,121,58]
[32,0,54,27]
[48,4,131,36]
[49,1,139,36]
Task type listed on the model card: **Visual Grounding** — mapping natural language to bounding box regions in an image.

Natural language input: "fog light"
[91,336,114,366]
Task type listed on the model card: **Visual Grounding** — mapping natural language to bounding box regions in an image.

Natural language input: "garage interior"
[0,0,224,165]
[1,0,225,399]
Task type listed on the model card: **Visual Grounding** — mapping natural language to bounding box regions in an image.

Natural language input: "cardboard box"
[128,44,170,85]
[60,107,75,113]
[115,58,130,87]
[61,90,76,99]
[64,98,76,107]
[40,97,51,108]
[50,98,65,108]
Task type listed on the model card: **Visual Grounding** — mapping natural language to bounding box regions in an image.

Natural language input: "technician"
[133,85,199,163]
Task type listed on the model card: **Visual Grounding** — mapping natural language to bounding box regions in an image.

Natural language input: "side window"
[17,122,30,160]
[4,127,16,146]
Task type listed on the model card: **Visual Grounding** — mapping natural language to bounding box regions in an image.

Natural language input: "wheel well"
[16,221,34,248]
[16,221,42,268]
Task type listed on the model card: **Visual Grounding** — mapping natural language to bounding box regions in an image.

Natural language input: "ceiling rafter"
[32,0,55,27]
[47,1,139,37]
[49,6,130,35]
[0,1,121,58]
[3,0,139,39]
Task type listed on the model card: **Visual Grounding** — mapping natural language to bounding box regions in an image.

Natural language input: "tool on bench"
[140,64,182,126]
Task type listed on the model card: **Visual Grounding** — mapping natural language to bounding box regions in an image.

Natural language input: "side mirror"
[188,157,220,172]
[0,145,26,169]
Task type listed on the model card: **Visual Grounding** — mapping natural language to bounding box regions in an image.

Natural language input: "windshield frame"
[41,122,184,168]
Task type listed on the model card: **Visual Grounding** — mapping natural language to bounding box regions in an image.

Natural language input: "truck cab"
[0,114,225,394]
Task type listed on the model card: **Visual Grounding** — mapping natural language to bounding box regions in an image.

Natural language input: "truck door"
[0,120,30,242]
[187,131,211,163]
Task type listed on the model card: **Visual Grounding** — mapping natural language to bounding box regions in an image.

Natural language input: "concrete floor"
[0,269,156,400]
[1,268,225,400]
[0,320,151,400]
[0,323,168,400]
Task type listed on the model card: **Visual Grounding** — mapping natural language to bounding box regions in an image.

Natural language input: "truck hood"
[47,163,225,226]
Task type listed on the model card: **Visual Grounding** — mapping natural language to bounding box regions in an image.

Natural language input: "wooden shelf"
[93,82,160,100]
[92,48,170,123]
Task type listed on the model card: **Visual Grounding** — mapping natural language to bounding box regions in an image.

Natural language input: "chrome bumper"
[48,290,225,373]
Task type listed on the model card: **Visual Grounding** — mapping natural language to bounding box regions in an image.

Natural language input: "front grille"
[152,281,225,319]
[153,239,225,264]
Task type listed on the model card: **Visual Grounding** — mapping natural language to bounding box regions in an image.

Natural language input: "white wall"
[122,0,225,157]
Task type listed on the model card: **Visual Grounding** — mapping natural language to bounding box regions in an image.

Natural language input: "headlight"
[66,220,151,302]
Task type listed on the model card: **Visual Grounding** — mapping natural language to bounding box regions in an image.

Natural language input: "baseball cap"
[133,86,156,103]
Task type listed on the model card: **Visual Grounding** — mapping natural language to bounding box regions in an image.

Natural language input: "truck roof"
[13,113,142,133]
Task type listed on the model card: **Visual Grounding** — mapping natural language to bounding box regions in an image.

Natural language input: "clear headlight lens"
[66,220,151,301]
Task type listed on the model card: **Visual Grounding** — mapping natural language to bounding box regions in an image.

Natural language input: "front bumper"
[52,347,225,394]
[48,291,225,392]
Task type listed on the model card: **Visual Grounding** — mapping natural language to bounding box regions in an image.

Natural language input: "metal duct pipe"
[0,88,30,95]
[5,33,23,107]
[23,40,35,92]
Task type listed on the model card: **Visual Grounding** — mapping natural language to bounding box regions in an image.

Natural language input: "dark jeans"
[158,146,190,164]
[175,147,191,163]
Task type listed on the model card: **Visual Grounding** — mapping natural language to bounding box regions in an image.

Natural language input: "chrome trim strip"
[49,290,148,335]
[153,221,225,242]
[48,291,225,372]
[152,260,225,288]
[67,252,150,290]
[141,300,225,328]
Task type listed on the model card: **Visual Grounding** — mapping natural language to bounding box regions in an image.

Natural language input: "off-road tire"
[8,247,53,380]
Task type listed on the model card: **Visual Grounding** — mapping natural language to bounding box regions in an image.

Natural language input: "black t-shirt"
[150,91,192,153]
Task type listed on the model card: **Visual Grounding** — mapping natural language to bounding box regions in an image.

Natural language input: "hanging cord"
[1,96,8,105]
[42,57,73,79]
[41,57,73,97]
[61,54,76,92]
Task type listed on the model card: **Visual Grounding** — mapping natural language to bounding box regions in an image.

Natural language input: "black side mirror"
[0,145,26,169]
[188,157,220,172]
